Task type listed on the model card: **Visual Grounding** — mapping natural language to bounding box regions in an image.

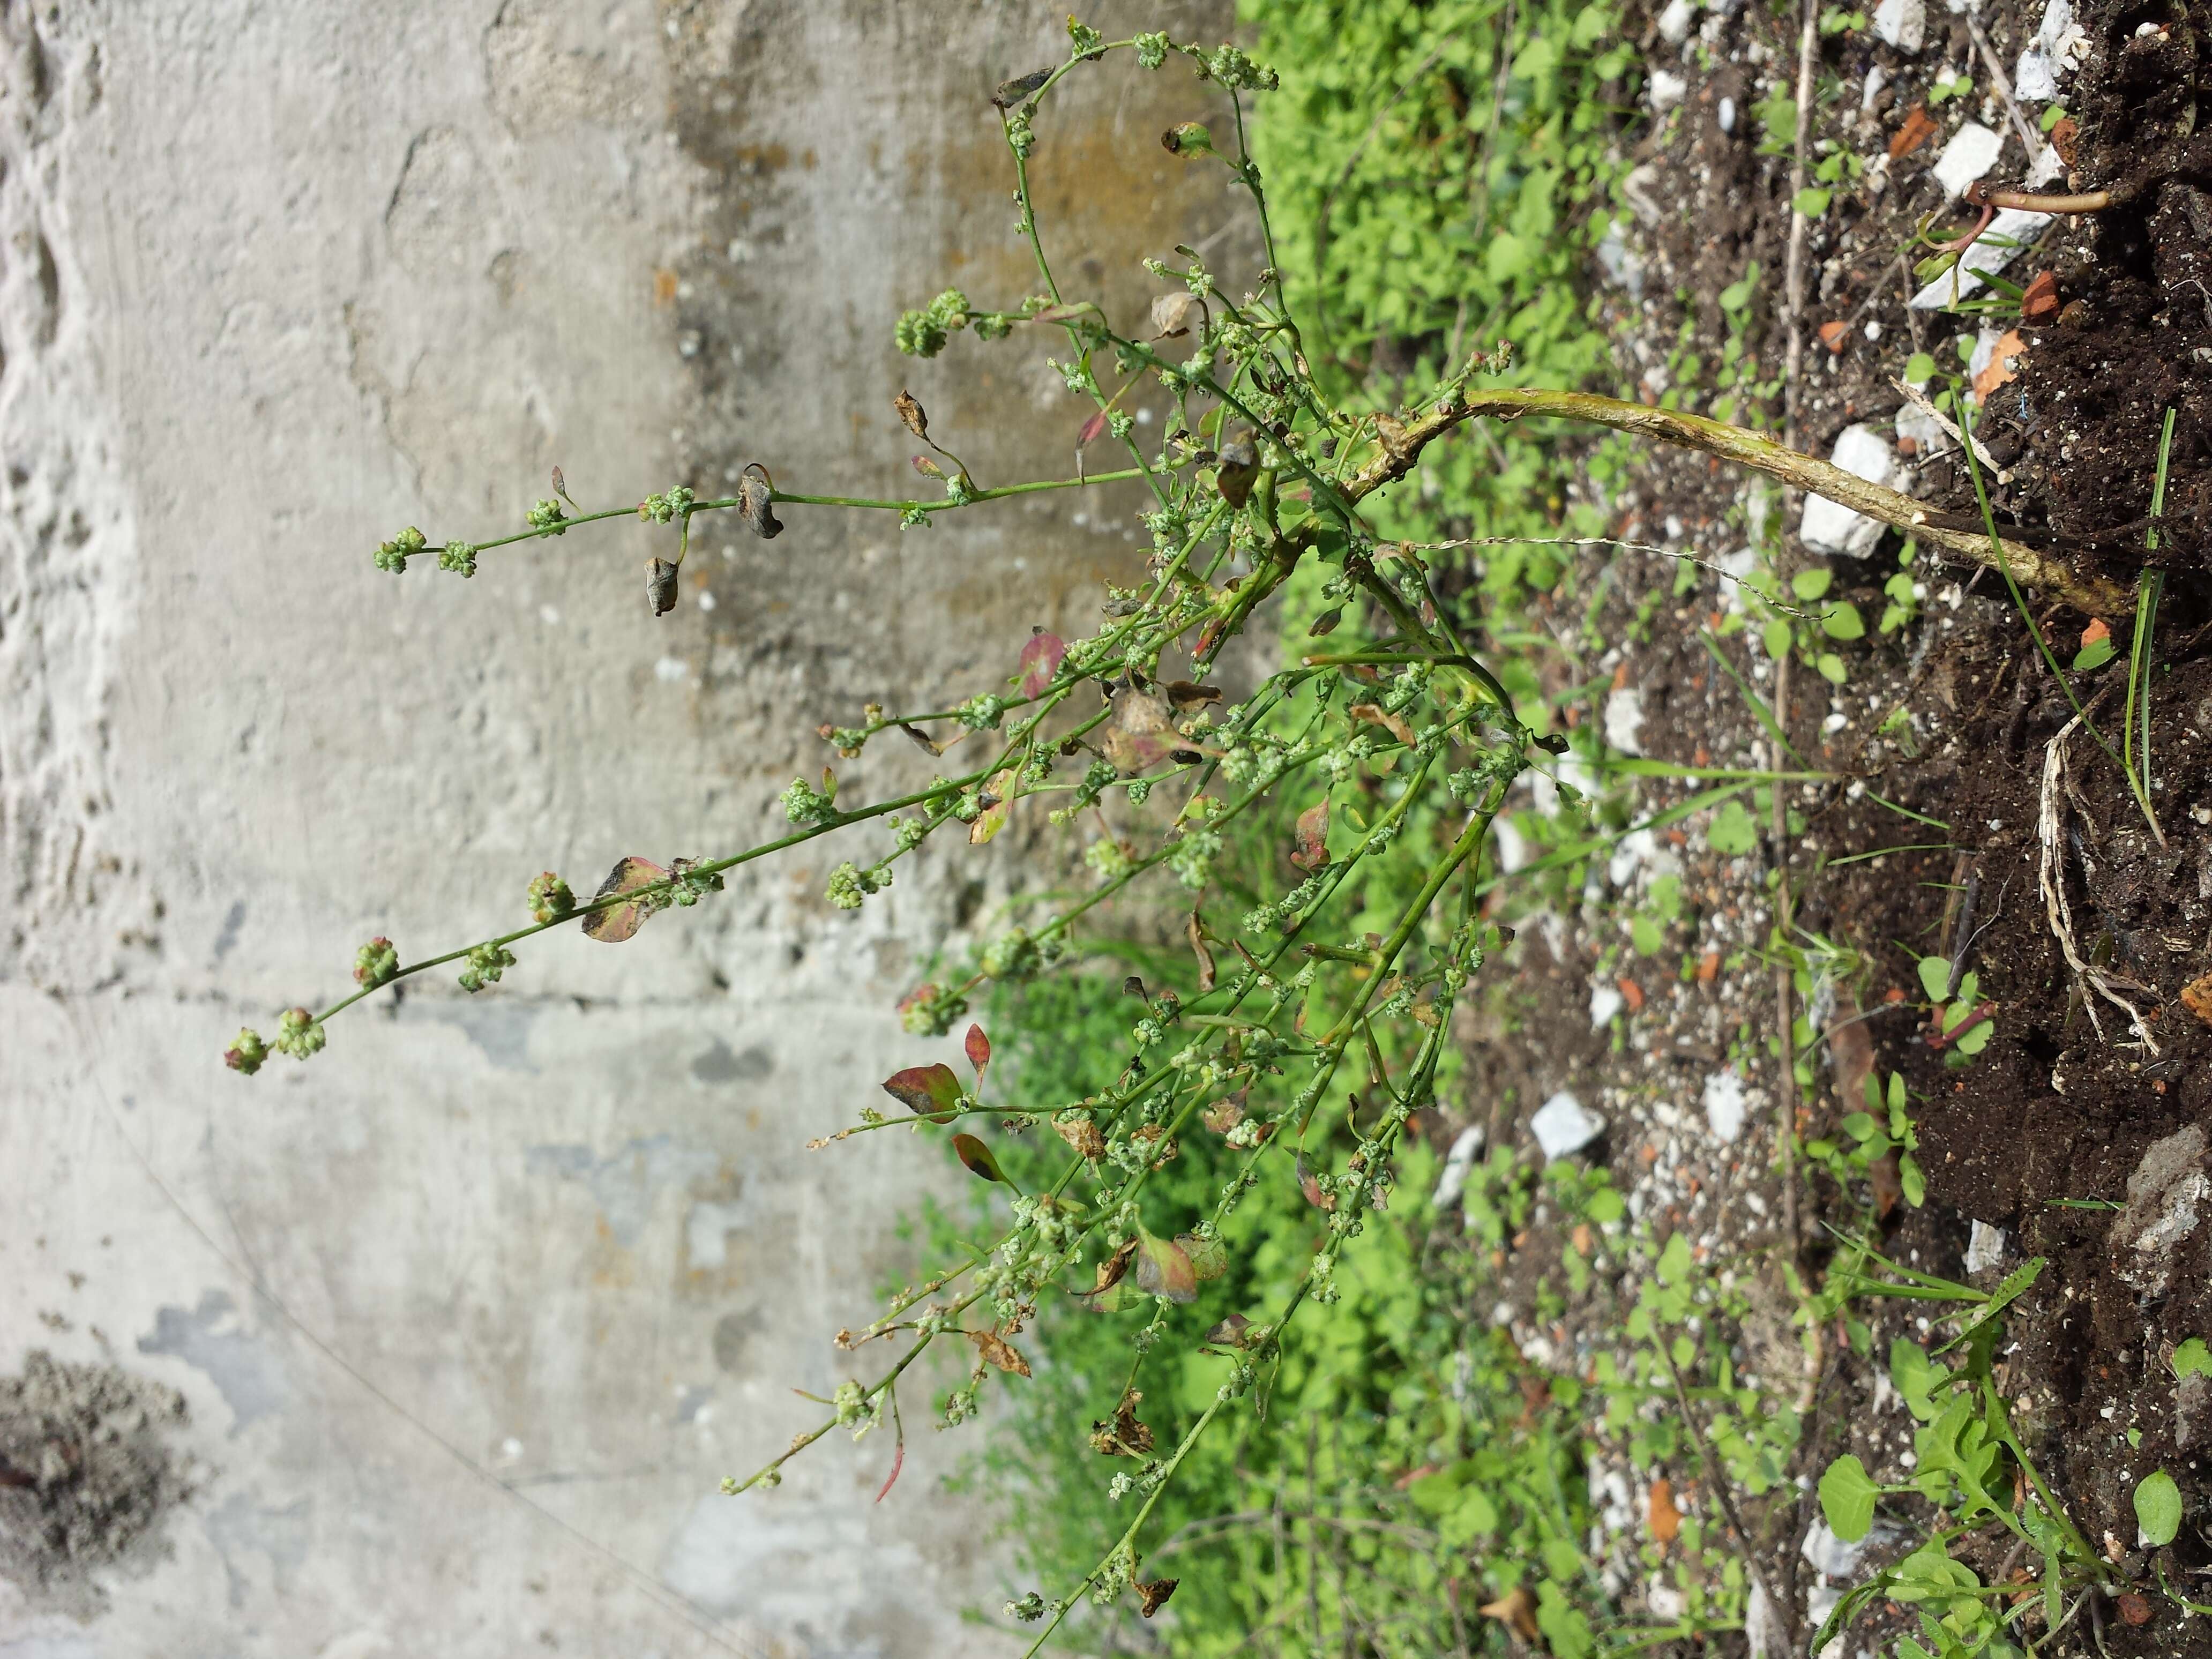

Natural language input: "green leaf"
[2134,1469,2183,1546]
[1792,567,1834,600]
[1440,1485,1500,1546]
[1891,1339,1944,1421]
[1900,1153,1926,1207]
[1793,186,1832,218]
[1917,956,1952,1002]
[1762,617,1793,659]
[1821,601,1866,640]
[1707,799,1758,856]
[1657,1230,1694,1287]
[2173,1337,2212,1380]
[1586,1187,1626,1224]
[1888,1071,1906,1115]
[2072,637,2116,671]
[1632,915,1664,956]
[1819,1454,1879,1541]
[1904,351,1938,384]
[1179,1231,1228,1281]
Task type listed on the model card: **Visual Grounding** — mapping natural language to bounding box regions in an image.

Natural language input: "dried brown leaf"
[1088,1390,1154,1456]
[1135,1578,1178,1618]
[1186,910,1216,993]
[1149,290,1200,339]
[967,1326,1031,1376]
[738,462,782,540]
[1347,702,1415,746]
[1479,1587,1540,1642]
[893,389,929,440]
[992,68,1051,108]
[1056,1111,1107,1160]
[1289,799,1331,872]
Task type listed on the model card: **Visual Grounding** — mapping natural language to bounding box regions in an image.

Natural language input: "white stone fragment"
[1933,121,2005,198]
[1802,1518,1878,1580]
[1647,1582,1688,1621]
[1648,68,1688,113]
[1431,1125,1485,1210]
[1658,0,1697,43]
[1605,687,1646,754]
[1590,983,1626,1029]
[1873,0,1925,50]
[1702,1068,1748,1143]
[1964,1220,2009,1274]
[1531,1090,1605,1161]
[1799,424,1901,558]
[1596,228,1646,296]
[1717,95,1737,132]
[2014,46,2057,100]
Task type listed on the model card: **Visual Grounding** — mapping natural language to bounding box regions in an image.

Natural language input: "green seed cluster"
[437,541,477,577]
[458,942,515,993]
[637,484,695,524]
[526,498,568,535]
[273,1006,325,1059]
[527,872,574,925]
[373,526,425,574]
[353,937,398,988]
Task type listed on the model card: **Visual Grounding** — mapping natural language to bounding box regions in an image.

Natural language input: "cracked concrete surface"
[0,2,1239,1652]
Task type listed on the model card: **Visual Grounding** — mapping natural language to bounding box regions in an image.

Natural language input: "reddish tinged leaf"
[965,1023,991,1079]
[874,1436,904,1504]
[911,453,945,479]
[1289,800,1332,872]
[1136,1578,1179,1618]
[883,1062,962,1122]
[580,856,671,943]
[952,1132,1007,1184]
[1297,1153,1336,1212]
[1102,689,1177,772]
[1019,631,1066,697]
[1077,406,1110,449]
[1133,1228,1197,1304]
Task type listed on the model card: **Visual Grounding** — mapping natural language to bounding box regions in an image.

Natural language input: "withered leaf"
[1202,1312,1254,1349]
[875,1436,904,1504]
[1135,1578,1179,1618]
[896,722,943,757]
[1307,606,1344,637]
[1648,1477,1682,1545]
[893,388,929,440]
[1373,412,1413,458]
[967,1326,1032,1376]
[1093,1237,1139,1293]
[646,557,680,617]
[1132,1125,1178,1167]
[1019,630,1066,697]
[1150,290,1200,339]
[1123,974,1148,1001]
[1186,911,1216,993]
[738,462,782,540]
[1348,703,1416,746]
[1480,1587,1541,1642]
[965,1023,992,1079]
[1056,1111,1106,1160]
[1134,1228,1197,1304]
[1163,680,1221,712]
[992,68,1051,108]
[883,1062,962,1122]
[1200,1092,1246,1134]
[1088,1390,1155,1456]
[1103,689,1176,772]
[1214,433,1258,508]
[952,1132,1008,1184]
[580,856,672,943]
[969,768,1018,845]
[1179,1232,1227,1281]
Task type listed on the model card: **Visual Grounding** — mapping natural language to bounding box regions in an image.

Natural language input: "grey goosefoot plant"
[224,21,2124,1649]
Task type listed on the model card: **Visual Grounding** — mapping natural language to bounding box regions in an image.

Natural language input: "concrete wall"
[0,3,1243,1653]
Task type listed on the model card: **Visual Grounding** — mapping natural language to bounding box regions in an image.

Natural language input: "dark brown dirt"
[1398,0,2212,1648]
